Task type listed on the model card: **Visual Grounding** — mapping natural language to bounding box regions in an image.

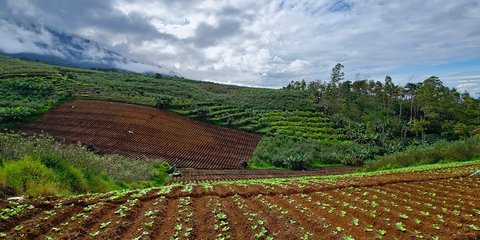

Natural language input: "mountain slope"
[0,19,175,75]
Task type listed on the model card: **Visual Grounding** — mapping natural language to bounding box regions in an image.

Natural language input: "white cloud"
[285,59,311,72]
[1,0,480,92]
[0,20,65,58]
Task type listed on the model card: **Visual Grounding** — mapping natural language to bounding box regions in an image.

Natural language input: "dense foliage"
[278,64,480,168]
[0,133,169,197]
[362,137,480,171]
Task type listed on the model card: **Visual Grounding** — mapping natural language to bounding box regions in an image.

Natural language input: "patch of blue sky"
[328,0,352,12]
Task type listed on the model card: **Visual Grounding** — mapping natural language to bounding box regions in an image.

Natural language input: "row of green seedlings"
[5,189,135,239]
[393,180,480,232]
[0,203,35,238]
[392,181,478,227]
[294,189,385,239]
[6,184,192,239]
[194,173,340,192]
[0,202,35,221]
[314,187,435,238]
[131,196,166,240]
[121,185,178,239]
[171,196,194,240]
[325,182,479,239]
[21,201,78,238]
[88,189,153,237]
[372,186,460,237]
[254,194,312,240]
[0,190,118,237]
[286,193,357,240]
[231,194,271,240]
[209,197,232,240]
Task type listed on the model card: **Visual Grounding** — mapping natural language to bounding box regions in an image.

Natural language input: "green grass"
[0,133,170,197]
[361,137,480,172]
[310,162,343,168]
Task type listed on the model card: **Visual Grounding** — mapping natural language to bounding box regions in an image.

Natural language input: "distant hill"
[0,20,176,76]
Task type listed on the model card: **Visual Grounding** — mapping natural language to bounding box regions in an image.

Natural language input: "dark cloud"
[191,19,242,47]
[0,0,175,41]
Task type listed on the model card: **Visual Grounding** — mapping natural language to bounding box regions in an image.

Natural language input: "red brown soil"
[17,100,262,169]
[170,166,358,183]
[2,163,479,239]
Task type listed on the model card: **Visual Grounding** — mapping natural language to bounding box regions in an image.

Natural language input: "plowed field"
[2,162,479,240]
[17,100,262,169]
[170,166,358,183]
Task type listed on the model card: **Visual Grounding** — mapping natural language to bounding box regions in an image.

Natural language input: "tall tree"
[330,63,345,87]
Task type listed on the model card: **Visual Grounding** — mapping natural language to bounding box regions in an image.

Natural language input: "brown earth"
[16,99,262,169]
[170,166,358,183]
[2,163,479,239]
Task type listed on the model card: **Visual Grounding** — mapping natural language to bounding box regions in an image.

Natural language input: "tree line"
[285,63,480,151]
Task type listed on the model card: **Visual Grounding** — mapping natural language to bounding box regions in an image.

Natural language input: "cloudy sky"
[1,0,480,93]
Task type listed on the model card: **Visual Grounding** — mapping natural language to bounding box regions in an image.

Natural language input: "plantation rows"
[1,162,479,239]
[170,166,358,184]
[17,100,261,169]
[174,105,345,144]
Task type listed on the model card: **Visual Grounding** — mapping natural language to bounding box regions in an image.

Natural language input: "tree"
[330,63,345,87]
[284,80,307,91]
[155,95,174,109]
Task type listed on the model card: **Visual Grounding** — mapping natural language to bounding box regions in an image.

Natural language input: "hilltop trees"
[298,63,479,153]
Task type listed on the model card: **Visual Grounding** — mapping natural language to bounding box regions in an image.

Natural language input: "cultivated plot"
[17,100,262,169]
[1,162,479,239]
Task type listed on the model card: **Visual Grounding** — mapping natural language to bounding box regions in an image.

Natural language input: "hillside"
[1,55,479,171]
[18,100,261,169]
[0,55,348,169]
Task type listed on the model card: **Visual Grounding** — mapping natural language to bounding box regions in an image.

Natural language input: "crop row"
[2,162,479,239]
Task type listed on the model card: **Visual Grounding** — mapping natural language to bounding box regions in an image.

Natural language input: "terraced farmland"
[173,106,345,144]
[1,161,479,239]
[16,100,262,169]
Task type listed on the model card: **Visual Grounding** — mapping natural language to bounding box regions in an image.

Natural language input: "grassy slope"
[0,55,346,167]
[0,133,169,197]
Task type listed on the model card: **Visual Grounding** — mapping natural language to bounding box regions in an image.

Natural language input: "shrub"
[0,155,59,197]
[249,135,314,170]
[194,107,210,119]
[155,95,174,109]
[0,133,169,197]
[0,106,32,122]
[362,137,480,171]
[152,162,170,185]
[316,142,380,166]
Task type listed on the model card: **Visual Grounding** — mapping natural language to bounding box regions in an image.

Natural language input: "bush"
[315,142,380,166]
[249,135,379,169]
[249,135,315,170]
[0,155,59,197]
[155,95,174,109]
[362,137,480,171]
[0,106,32,122]
[194,107,210,119]
[0,133,170,197]
[152,162,170,185]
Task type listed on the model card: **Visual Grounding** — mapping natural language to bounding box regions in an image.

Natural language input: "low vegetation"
[0,133,169,197]
[1,160,479,239]
[362,137,480,171]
